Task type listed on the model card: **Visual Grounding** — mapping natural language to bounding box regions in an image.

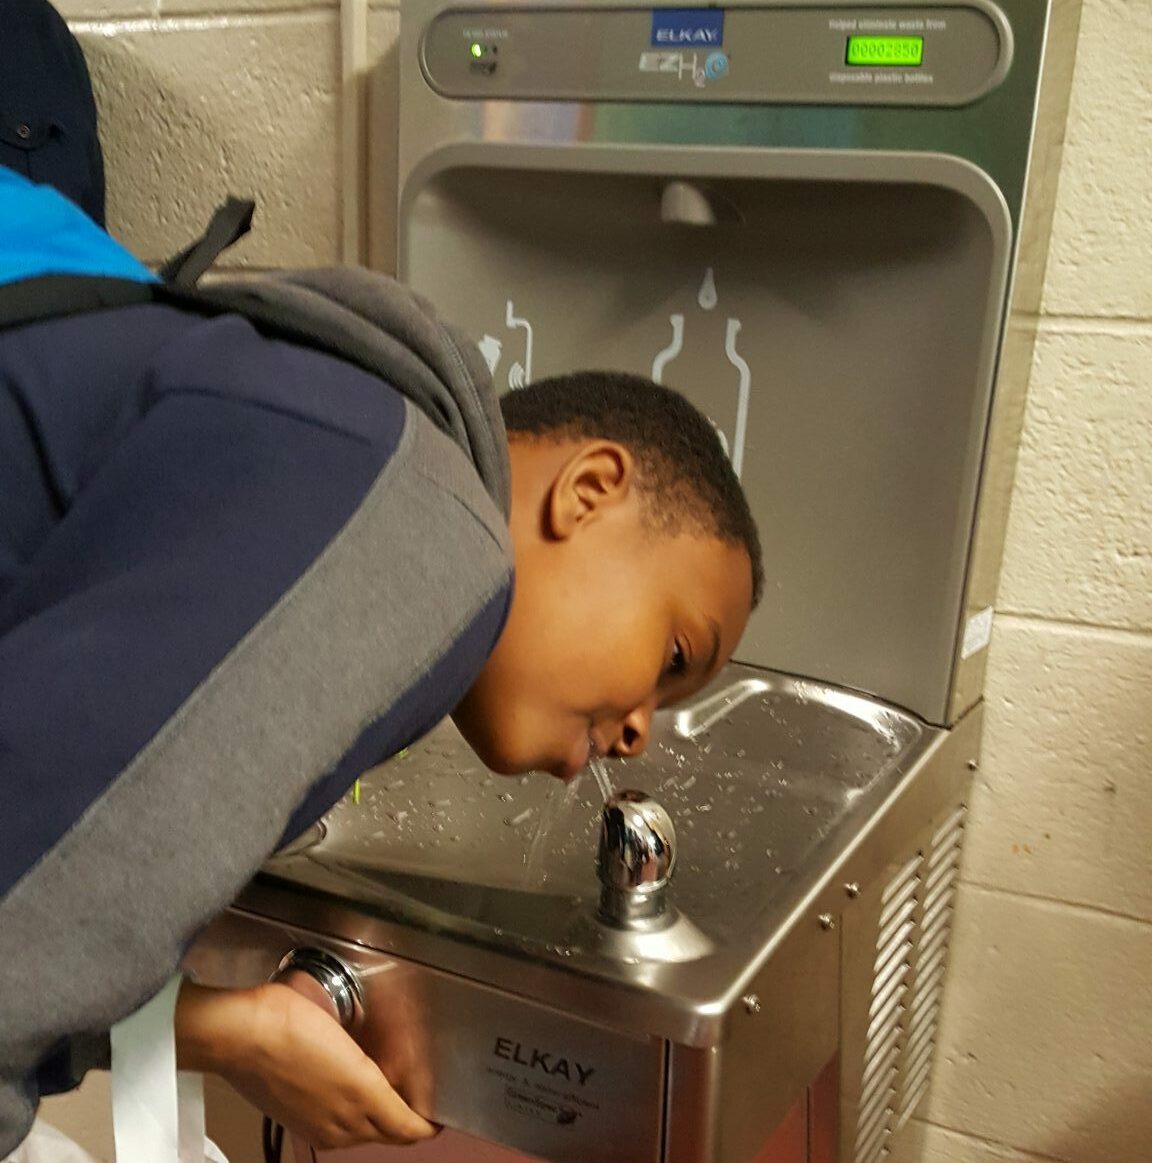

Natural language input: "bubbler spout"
[596,790,677,929]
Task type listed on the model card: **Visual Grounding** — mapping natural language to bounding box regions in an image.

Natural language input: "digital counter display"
[845,36,924,67]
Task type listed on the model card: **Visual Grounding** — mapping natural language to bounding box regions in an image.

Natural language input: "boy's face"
[452,438,754,780]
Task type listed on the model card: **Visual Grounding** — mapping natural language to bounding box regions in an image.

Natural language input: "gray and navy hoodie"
[0,170,513,1154]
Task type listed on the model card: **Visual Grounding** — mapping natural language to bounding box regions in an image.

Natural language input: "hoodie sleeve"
[0,310,512,1154]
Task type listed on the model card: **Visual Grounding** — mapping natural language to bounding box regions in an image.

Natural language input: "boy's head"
[452,371,763,780]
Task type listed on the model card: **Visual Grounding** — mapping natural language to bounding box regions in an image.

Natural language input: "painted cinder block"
[74,13,342,268]
[889,1118,1064,1163]
[56,0,152,18]
[1042,0,1152,319]
[61,0,337,13]
[1010,0,1083,316]
[923,887,1152,1163]
[162,0,335,14]
[966,616,1152,921]
[997,327,1152,630]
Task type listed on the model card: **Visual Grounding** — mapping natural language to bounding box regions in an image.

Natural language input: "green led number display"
[845,36,924,67]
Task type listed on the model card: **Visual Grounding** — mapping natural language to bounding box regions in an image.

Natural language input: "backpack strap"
[157,196,255,288]
[0,195,254,333]
[0,274,156,331]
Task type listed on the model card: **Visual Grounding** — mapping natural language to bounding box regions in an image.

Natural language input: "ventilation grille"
[853,805,966,1163]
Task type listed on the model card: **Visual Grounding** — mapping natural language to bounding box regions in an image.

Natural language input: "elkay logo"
[493,1036,596,1086]
[651,8,725,47]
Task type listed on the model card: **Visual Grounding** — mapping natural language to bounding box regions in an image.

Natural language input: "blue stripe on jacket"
[0,167,155,287]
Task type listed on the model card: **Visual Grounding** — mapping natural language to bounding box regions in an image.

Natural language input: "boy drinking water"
[0,169,761,1154]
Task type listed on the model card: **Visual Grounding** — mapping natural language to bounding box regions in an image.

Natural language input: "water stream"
[521,756,615,887]
[590,756,614,801]
[524,775,584,886]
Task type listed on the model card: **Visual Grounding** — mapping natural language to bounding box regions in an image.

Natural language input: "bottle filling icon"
[651,267,751,479]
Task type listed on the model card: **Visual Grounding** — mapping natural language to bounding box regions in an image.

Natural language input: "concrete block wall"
[891,2,1152,1162]
[23,1,1150,1162]
[57,0,403,272]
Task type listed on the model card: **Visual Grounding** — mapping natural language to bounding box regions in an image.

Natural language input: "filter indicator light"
[467,40,498,74]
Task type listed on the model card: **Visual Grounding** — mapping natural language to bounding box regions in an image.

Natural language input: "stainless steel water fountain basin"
[187,662,977,1162]
[256,666,927,968]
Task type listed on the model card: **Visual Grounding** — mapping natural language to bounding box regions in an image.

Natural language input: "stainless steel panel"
[422,4,1010,107]
[399,0,1047,233]
[706,918,839,1163]
[187,914,665,1163]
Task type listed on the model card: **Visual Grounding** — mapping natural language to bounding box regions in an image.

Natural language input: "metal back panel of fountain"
[398,0,1047,727]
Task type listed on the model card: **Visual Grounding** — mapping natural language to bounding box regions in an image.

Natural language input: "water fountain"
[188,3,1057,1159]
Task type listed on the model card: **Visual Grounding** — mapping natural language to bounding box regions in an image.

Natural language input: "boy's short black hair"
[500,371,764,607]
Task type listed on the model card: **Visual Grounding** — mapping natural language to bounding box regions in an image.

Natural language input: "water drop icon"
[698,267,718,311]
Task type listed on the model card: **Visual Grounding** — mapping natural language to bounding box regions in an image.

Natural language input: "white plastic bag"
[5,1123,102,1163]
[4,978,227,1163]
[109,976,229,1163]
[3,1124,226,1163]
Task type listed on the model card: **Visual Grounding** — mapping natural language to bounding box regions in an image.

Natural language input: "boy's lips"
[556,730,594,782]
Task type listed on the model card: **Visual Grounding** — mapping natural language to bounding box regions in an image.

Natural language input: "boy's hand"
[175,979,438,1150]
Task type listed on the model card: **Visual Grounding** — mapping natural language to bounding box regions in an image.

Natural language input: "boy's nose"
[612,703,655,758]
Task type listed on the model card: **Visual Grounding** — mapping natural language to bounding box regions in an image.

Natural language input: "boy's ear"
[546,441,636,539]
